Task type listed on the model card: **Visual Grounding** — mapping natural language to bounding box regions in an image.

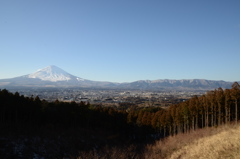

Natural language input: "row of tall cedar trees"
[128,82,240,137]
[0,82,239,139]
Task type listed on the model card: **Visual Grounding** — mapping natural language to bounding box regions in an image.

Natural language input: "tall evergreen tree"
[224,89,231,123]
[231,82,240,124]
[216,88,224,125]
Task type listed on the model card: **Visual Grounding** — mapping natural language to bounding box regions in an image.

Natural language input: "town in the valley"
[5,87,205,108]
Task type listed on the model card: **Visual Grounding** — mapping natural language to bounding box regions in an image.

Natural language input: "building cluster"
[7,87,205,108]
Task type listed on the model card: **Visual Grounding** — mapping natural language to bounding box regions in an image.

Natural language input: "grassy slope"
[145,123,240,159]
[75,123,240,159]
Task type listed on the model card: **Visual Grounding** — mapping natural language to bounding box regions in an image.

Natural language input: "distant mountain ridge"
[119,79,232,90]
[0,65,235,90]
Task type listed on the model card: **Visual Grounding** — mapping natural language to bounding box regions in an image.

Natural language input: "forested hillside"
[0,82,239,158]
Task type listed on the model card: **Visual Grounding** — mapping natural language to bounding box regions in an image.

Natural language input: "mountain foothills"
[0,65,235,90]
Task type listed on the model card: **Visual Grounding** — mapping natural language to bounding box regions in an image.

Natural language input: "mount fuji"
[27,65,84,82]
[0,65,117,88]
[0,65,235,90]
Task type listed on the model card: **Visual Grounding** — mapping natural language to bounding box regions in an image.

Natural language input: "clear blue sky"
[1,0,239,82]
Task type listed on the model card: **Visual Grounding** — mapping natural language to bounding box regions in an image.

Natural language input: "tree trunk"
[211,108,214,127]
[214,107,217,126]
[229,106,231,123]
[218,104,221,126]
[192,117,195,130]
[196,115,198,129]
[235,100,238,124]
[173,122,176,135]
[205,109,208,127]
[163,126,166,137]
[225,106,228,124]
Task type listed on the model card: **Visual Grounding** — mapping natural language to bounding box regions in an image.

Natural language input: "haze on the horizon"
[0,0,239,83]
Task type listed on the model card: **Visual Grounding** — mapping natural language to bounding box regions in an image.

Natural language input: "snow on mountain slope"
[0,65,119,87]
[0,65,235,89]
[28,65,83,82]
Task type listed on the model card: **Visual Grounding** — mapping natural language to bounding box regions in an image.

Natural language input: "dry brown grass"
[74,123,240,159]
[145,123,240,159]
[169,125,240,159]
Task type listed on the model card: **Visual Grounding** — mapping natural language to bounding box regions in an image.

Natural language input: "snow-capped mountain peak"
[28,65,75,82]
[0,65,234,89]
